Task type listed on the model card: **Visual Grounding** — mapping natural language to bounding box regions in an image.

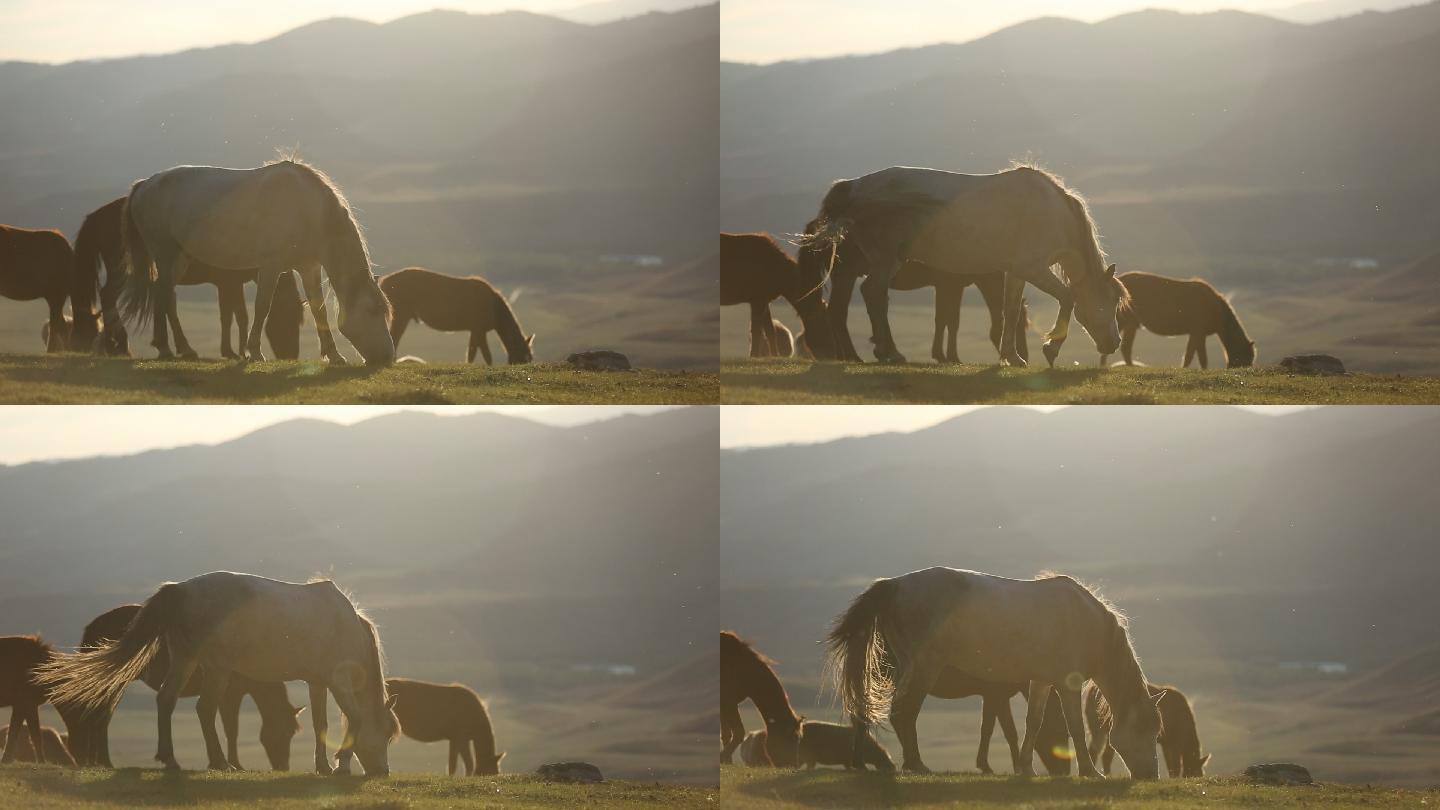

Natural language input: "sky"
[720,404,1315,448]
[0,0,680,63]
[0,405,675,465]
[720,0,1415,63]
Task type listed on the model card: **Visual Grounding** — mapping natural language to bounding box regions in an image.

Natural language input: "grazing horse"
[800,165,1126,365]
[73,196,305,358]
[379,267,534,365]
[827,568,1162,778]
[720,233,836,360]
[65,603,303,770]
[742,721,894,771]
[928,668,1069,775]
[337,678,504,776]
[37,572,400,775]
[720,631,803,766]
[1086,682,1209,778]
[1099,272,1255,369]
[119,160,395,365]
[0,225,73,352]
[0,724,77,766]
[0,636,53,763]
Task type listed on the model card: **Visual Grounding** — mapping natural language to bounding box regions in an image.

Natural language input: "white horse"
[801,165,1126,365]
[37,572,399,775]
[826,567,1162,778]
[119,159,395,365]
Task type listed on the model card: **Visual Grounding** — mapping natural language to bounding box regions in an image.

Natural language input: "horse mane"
[1010,161,1112,285]
[269,156,391,320]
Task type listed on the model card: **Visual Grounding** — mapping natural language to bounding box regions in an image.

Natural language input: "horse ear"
[1105,263,1117,279]
[1151,689,1168,706]
[294,706,307,718]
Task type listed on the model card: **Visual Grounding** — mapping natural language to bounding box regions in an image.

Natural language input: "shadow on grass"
[12,767,368,805]
[723,361,1112,403]
[0,354,388,403]
[733,770,1135,808]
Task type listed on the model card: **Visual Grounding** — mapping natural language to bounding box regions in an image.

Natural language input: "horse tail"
[825,577,901,727]
[71,212,103,325]
[117,188,156,329]
[34,583,181,713]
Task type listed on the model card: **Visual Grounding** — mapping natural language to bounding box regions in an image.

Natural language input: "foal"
[0,724,76,766]
[721,233,835,359]
[1085,682,1210,777]
[928,667,1069,775]
[380,267,535,364]
[1100,271,1255,368]
[337,678,503,776]
[0,225,72,352]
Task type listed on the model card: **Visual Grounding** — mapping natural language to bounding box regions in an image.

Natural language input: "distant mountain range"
[0,5,718,368]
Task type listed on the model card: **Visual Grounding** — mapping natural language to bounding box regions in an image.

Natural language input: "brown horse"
[721,233,836,360]
[1098,272,1255,369]
[720,631,803,766]
[929,668,1070,775]
[337,678,503,776]
[0,635,54,763]
[0,724,77,766]
[379,267,535,364]
[72,197,305,359]
[1086,682,1209,778]
[65,603,304,771]
[0,225,73,352]
[742,721,894,771]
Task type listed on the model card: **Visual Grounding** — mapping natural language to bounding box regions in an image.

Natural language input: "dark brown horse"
[1086,682,1210,778]
[72,197,304,359]
[0,724,76,766]
[720,631,803,767]
[721,233,836,360]
[1101,272,1255,369]
[0,635,54,763]
[337,678,503,776]
[742,721,895,771]
[0,225,73,352]
[66,604,303,771]
[379,267,534,364]
[929,668,1069,775]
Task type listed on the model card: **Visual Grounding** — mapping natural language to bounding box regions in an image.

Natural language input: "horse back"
[385,678,488,742]
[0,636,53,704]
[0,225,73,300]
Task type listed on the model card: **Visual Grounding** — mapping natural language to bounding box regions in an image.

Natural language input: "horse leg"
[458,738,475,775]
[1163,742,1181,778]
[1087,713,1111,772]
[1103,743,1118,776]
[860,264,906,363]
[996,696,1024,774]
[97,710,114,767]
[297,264,345,365]
[1196,336,1210,369]
[977,273,1008,357]
[389,310,409,350]
[999,274,1028,367]
[748,302,770,358]
[1017,681,1053,777]
[46,295,67,353]
[829,270,863,362]
[245,266,282,363]
[220,682,245,770]
[309,682,334,775]
[720,701,743,764]
[889,670,934,773]
[976,696,997,774]
[448,740,460,776]
[1183,334,1201,368]
[1009,264,1073,367]
[947,285,964,362]
[930,284,950,363]
[155,654,200,770]
[195,668,233,770]
[1058,686,1099,778]
[478,333,493,365]
[218,282,241,359]
[1120,323,1138,366]
[167,284,199,359]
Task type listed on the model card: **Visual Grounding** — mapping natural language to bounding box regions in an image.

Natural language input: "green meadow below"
[720,359,1440,404]
[720,766,1438,809]
[0,354,717,404]
[0,766,711,809]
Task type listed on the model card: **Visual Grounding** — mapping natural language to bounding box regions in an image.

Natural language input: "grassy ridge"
[0,767,714,809]
[720,766,1438,809]
[720,359,1440,404]
[0,354,717,404]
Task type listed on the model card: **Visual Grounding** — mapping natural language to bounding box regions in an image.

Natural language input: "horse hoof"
[1041,343,1061,367]
[315,764,334,776]
[1001,355,1028,368]
[327,354,349,366]
[179,350,199,361]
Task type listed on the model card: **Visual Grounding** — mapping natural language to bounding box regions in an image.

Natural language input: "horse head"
[1070,264,1126,356]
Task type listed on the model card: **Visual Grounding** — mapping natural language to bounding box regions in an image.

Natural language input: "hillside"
[720,2,1440,373]
[0,4,718,369]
